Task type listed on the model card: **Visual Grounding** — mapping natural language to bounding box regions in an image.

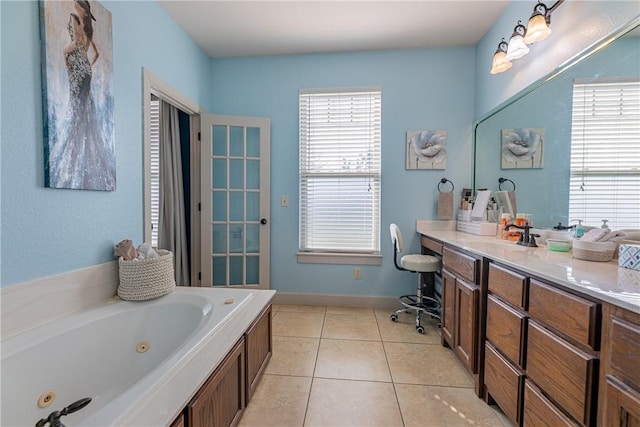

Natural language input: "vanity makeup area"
[418,17,640,427]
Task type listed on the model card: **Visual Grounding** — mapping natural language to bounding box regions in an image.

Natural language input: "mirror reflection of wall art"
[406,130,447,170]
[40,0,116,191]
[501,128,544,169]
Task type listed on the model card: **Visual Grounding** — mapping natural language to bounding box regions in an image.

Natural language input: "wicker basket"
[117,249,176,301]
[572,240,617,262]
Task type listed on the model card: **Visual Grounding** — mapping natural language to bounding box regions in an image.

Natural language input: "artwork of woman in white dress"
[406,130,447,170]
[41,0,115,191]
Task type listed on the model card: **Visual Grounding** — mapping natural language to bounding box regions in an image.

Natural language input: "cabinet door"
[441,269,456,347]
[455,278,479,373]
[246,304,272,403]
[603,376,640,427]
[188,338,246,427]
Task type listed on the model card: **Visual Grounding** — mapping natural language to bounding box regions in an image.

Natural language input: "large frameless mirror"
[473,17,639,230]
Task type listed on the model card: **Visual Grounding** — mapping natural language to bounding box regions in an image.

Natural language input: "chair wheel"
[416,325,425,334]
[390,314,398,322]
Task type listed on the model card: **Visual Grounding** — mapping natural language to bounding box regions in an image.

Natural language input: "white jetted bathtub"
[1,286,274,427]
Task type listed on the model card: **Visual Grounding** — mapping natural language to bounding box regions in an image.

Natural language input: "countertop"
[417,220,640,314]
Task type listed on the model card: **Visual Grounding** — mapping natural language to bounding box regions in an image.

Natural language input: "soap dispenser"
[572,219,584,239]
[601,219,610,229]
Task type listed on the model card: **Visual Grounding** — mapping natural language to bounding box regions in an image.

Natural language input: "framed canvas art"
[40,0,115,191]
[501,128,544,169]
[406,130,447,170]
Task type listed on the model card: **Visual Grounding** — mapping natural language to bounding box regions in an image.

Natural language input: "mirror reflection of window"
[569,78,640,229]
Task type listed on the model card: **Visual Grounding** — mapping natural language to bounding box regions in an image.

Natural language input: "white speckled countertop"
[417,220,640,314]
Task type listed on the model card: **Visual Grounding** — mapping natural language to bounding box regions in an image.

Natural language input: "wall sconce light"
[490,39,512,74]
[489,0,565,75]
[505,21,530,60]
[524,0,564,44]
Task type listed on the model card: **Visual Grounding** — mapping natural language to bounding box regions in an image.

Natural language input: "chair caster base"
[390,314,398,322]
[416,325,425,334]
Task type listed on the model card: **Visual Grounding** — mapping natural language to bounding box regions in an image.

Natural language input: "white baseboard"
[1,262,119,338]
[272,291,399,309]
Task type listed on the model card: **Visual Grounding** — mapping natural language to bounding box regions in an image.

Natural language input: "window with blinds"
[569,77,640,229]
[299,88,382,255]
[149,96,160,247]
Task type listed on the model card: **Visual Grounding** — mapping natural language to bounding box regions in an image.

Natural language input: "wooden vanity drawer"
[607,315,640,390]
[488,263,528,310]
[486,295,527,368]
[526,321,597,426]
[421,236,442,255]
[484,342,524,426]
[529,280,600,350]
[523,379,579,427]
[443,247,476,283]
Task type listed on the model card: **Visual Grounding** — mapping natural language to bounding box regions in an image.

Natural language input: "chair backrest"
[390,223,404,253]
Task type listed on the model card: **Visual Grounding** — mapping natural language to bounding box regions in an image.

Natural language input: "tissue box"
[618,244,640,271]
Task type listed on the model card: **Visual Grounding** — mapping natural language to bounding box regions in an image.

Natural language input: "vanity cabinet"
[187,337,246,427]
[441,246,480,377]
[598,304,640,426]
[483,263,601,427]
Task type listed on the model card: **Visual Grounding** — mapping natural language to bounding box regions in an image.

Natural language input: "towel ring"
[498,177,516,191]
[438,178,454,192]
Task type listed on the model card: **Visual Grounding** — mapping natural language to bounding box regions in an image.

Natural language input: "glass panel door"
[201,115,270,289]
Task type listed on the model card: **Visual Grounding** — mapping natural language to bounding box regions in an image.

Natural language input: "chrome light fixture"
[505,21,530,60]
[490,39,512,74]
[524,0,564,44]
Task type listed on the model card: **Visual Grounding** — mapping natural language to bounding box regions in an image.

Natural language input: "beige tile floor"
[238,304,514,427]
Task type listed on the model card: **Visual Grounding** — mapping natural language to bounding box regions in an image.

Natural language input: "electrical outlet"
[353,267,362,280]
[281,195,289,207]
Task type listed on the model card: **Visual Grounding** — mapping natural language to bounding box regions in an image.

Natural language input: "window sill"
[296,252,382,265]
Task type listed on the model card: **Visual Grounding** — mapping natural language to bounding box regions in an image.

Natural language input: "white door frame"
[142,68,203,286]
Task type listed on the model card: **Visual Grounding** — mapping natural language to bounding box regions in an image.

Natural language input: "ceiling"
[158,1,511,58]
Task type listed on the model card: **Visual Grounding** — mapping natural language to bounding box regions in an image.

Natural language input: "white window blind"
[150,96,160,247]
[569,77,640,229]
[299,88,381,253]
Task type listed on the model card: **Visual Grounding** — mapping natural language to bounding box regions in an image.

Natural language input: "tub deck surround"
[417,220,640,314]
[1,261,120,338]
[1,286,275,427]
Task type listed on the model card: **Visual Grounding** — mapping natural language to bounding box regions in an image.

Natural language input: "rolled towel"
[137,242,158,260]
[599,231,627,243]
[580,228,609,242]
[114,239,138,261]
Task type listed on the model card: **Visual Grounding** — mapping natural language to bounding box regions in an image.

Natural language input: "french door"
[200,115,270,289]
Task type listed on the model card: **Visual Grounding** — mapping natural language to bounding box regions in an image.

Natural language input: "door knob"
[260,218,267,225]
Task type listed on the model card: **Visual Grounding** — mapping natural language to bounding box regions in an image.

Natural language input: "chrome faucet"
[505,224,539,247]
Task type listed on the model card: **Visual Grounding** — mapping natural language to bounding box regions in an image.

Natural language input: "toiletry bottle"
[572,219,584,239]
[499,213,511,240]
[601,219,610,229]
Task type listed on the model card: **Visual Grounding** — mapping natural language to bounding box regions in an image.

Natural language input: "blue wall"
[0,0,211,286]
[211,48,475,297]
[1,0,637,296]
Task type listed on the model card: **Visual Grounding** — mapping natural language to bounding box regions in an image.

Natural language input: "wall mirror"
[473,17,639,229]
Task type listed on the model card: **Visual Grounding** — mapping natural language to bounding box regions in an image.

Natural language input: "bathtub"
[1,286,275,427]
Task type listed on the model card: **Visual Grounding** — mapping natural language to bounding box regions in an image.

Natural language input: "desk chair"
[389,223,441,334]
